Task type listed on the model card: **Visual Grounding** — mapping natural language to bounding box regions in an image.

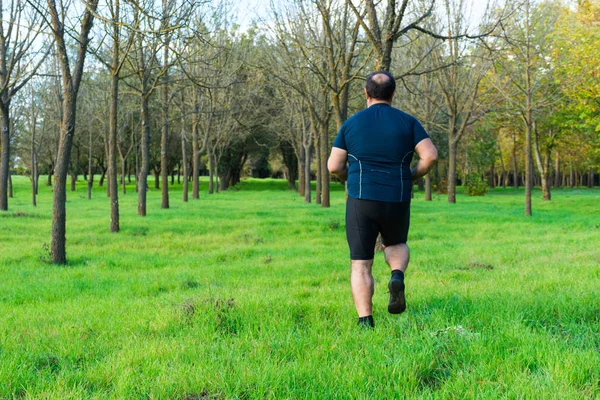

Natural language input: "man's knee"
[351,259,373,273]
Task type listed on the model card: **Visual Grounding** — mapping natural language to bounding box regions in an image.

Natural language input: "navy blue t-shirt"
[333,103,429,203]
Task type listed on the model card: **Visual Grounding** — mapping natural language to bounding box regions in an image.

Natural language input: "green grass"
[1,176,599,399]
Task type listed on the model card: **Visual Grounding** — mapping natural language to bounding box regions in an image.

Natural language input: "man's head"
[365,71,396,103]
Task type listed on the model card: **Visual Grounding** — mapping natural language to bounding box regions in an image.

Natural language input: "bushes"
[466,173,489,196]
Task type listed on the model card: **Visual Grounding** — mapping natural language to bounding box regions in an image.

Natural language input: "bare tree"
[494,0,560,215]
[0,0,49,210]
[37,0,99,263]
[435,0,498,203]
[127,2,166,216]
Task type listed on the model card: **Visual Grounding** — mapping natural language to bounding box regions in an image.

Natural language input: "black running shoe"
[358,315,375,329]
[388,277,406,314]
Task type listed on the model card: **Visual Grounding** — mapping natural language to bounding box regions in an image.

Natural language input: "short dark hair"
[365,71,396,101]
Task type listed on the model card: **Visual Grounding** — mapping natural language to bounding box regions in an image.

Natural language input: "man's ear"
[364,87,369,99]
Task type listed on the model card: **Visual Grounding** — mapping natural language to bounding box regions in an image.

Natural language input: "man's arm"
[327,147,348,182]
[411,138,438,181]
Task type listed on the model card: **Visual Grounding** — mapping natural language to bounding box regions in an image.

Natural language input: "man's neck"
[367,99,392,107]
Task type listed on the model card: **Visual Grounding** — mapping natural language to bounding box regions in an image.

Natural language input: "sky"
[233,0,495,33]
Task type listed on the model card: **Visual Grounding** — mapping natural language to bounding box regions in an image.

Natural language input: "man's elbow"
[426,148,439,164]
[327,160,342,174]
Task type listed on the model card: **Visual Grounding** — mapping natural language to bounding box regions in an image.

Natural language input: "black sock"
[358,315,375,328]
[391,269,404,280]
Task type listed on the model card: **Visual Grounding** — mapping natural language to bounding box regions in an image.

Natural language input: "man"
[327,71,438,328]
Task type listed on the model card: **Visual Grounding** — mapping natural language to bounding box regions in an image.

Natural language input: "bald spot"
[371,73,391,84]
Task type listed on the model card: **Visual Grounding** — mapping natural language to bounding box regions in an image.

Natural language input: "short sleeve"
[413,118,430,148]
[333,122,347,150]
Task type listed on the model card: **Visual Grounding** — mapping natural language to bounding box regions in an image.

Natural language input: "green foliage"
[465,173,489,196]
[1,177,599,399]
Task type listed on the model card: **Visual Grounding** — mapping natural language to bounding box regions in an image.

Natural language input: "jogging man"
[327,71,438,328]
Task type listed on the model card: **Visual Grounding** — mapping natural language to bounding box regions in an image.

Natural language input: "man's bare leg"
[384,243,410,272]
[351,259,374,318]
[384,243,409,314]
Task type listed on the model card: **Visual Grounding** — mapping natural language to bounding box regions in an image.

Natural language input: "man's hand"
[411,168,418,183]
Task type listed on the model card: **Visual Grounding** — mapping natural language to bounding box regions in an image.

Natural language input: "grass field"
[1,176,599,399]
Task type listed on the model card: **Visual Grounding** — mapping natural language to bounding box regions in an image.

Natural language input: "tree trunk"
[588,167,593,189]
[569,162,574,188]
[447,139,458,203]
[280,141,298,190]
[32,156,37,207]
[208,150,214,194]
[71,146,79,192]
[99,167,106,187]
[541,169,550,200]
[298,154,305,197]
[32,161,38,206]
[120,162,124,186]
[425,174,432,201]
[320,123,330,208]
[554,153,560,188]
[524,122,533,216]
[489,164,495,188]
[304,145,311,203]
[51,96,77,264]
[523,35,533,216]
[191,93,200,199]
[512,139,519,188]
[87,127,93,200]
[8,173,12,198]
[135,141,139,193]
[541,152,551,200]
[215,161,220,193]
[532,126,550,201]
[138,95,150,215]
[32,121,37,207]
[0,102,10,210]
[160,39,170,209]
[121,159,127,194]
[315,135,322,205]
[108,70,120,232]
[128,161,132,183]
[105,136,110,197]
[181,114,188,203]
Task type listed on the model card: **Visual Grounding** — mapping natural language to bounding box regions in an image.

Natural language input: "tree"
[553,0,600,185]
[494,0,561,214]
[432,0,500,203]
[40,0,100,263]
[0,0,49,211]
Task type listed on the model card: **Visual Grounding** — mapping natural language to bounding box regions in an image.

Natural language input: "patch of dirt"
[467,263,494,270]
[182,390,220,400]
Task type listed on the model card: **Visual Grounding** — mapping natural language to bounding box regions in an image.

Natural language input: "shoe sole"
[388,279,406,314]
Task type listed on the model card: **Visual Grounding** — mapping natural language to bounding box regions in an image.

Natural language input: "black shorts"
[345,196,410,260]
